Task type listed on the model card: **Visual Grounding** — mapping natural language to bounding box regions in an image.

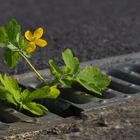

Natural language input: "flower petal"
[34,27,43,39]
[26,42,36,53]
[35,39,48,47]
[25,30,34,41]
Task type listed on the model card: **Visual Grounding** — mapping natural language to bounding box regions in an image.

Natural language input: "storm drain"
[0,53,140,137]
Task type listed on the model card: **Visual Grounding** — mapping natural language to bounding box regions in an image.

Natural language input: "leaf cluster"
[0,19,29,68]
[0,19,111,116]
[49,49,111,95]
[0,74,60,115]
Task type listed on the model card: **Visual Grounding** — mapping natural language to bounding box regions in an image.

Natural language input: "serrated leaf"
[49,59,62,78]
[76,66,111,95]
[0,74,21,105]
[4,48,19,68]
[35,103,48,112]
[3,74,21,91]
[0,86,9,100]
[22,102,48,116]
[62,49,79,74]
[0,74,50,116]
[0,86,17,105]
[0,26,8,43]
[5,93,18,106]
[18,34,28,51]
[6,19,21,43]
[25,86,50,102]
[2,74,21,102]
[26,85,60,102]
[20,89,30,102]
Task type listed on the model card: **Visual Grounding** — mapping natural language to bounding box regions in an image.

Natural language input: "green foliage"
[0,27,8,43]
[49,49,80,86]
[0,74,60,115]
[49,49,111,95]
[62,48,79,74]
[0,19,111,116]
[76,66,111,95]
[0,19,29,68]
[49,59,63,80]
[4,49,19,68]
[5,19,21,43]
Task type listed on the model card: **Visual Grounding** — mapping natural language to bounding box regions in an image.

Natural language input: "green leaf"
[2,74,21,102]
[26,85,60,102]
[18,35,28,50]
[76,66,111,95]
[62,49,79,74]
[22,102,48,116]
[20,89,30,102]
[49,59,62,78]
[35,103,48,112]
[0,74,51,116]
[0,74,21,105]
[0,43,7,48]
[0,86,17,105]
[48,86,60,99]
[4,48,19,68]
[25,86,50,102]
[0,27,8,43]
[5,93,18,106]
[59,78,73,86]
[49,49,80,87]
[6,43,18,51]
[6,19,21,43]
[2,74,21,91]
[0,86,9,100]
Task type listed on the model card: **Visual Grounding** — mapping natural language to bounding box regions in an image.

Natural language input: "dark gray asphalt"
[0,0,140,74]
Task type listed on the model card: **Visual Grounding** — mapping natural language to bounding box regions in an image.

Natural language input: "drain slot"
[72,82,115,99]
[60,88,95,104]
[102,89,117,99]
[0,108,20,123]
[108,69,140,86]
[34,98,82,118]
[109,80,139,94]
[58,106,82,118]
[0,102,35,123]
[124,64,140,74]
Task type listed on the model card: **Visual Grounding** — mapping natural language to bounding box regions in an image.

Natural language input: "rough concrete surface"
[4,98,140,140]
[0,0,140,74]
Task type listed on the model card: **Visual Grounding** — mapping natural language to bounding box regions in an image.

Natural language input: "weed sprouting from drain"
[0,19,111,116]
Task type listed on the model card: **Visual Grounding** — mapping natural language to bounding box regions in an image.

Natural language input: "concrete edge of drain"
[1,52,140,138]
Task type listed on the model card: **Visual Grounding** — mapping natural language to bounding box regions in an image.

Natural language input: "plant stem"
[18,52,46,83]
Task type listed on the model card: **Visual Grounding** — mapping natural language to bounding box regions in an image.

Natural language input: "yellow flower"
[25,27,48,53]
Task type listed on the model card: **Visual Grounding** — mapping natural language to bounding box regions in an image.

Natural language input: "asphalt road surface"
[0,0,140,74]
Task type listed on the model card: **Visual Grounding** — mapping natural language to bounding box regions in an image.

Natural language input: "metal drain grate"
[0,54,140,137]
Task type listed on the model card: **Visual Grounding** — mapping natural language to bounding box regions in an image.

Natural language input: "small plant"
[49,49,110,95]
[0,19,111,116]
